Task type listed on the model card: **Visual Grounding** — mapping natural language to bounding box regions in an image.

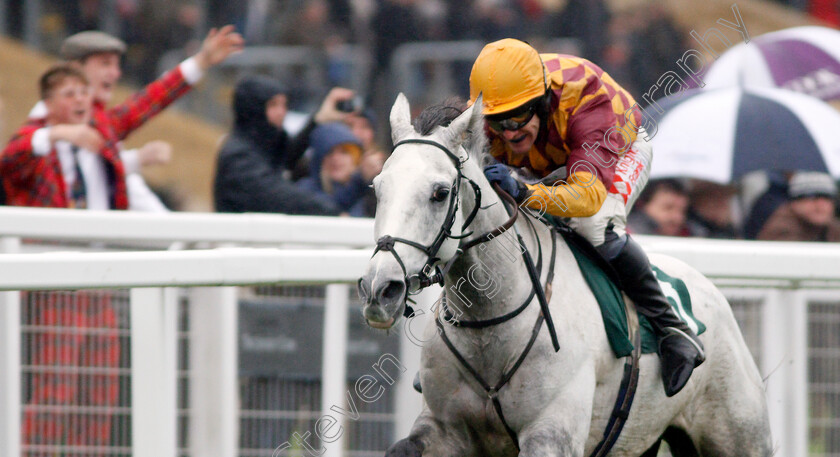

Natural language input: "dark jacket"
[213,76,339,215]
[743,173,790,240]
[296,123,369,216]
[685,210,738,239]
[757,202,840,242]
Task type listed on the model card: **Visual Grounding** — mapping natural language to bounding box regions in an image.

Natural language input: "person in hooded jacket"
[213,75,356,214]
[297,122,371,217]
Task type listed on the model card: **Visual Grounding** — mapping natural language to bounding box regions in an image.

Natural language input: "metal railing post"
[131,287,179,457]
[22,0,40,48]
[188,287,238,457]
[322,283,349,457]
[0,237,21,457]
[762,289,791,456]
[98,0,122,39]
[788,290,808,457]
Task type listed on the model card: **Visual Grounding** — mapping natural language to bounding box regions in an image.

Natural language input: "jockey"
[469,38,704,397]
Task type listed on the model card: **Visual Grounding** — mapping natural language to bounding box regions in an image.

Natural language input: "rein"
[441,195,539,329]
[372,137,563,450]
[437,222,558,451]
[372,134,647,455]
[371,139,517,317]
[442,186,560,351]
[459,183,518,252]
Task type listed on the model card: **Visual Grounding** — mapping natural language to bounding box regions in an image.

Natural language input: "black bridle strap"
[520,232,559,352]
[394,138,463,166]
[460,183,519,251]
[374,140,513,299]
[394,138,485,234]
[373,139,464,295]
[373,235,432,278]
[544,226,558,303]
[460,178,482,232]
[437,312,545,451]
[443,196,543,329]
[445,184,560,351]
[499,186,561,353]
[434,217,558,450]
[375,235,432,258]
[444,287,536,328]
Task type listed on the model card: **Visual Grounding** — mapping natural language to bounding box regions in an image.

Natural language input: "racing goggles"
[486,103,537,133]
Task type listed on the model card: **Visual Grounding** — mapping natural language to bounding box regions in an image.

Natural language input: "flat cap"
[60,31,127,60]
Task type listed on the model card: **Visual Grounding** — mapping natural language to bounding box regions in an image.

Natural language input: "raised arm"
[104,26,244,140]
[286,87,358,168]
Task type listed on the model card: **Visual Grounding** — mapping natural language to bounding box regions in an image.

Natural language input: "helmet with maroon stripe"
[469,38,549,116]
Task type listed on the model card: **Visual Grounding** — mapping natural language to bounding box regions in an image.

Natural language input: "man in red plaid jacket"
[6,27,243,451]
[1,26,243,209]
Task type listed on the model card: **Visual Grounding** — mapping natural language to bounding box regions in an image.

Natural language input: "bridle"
[370,136,563,451]
[369,136,638,456]
[370,138,516,315]
[370,136,558,346]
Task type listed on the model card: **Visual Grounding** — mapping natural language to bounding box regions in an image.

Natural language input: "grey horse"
[357,94,772,456]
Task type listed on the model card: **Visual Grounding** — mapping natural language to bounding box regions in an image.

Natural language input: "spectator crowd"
[213,74,383,216]
[0,22,389,452]
[0,26,385,218]
[0,23,388,452]
[1,2,838,227]
[628,173,840,243]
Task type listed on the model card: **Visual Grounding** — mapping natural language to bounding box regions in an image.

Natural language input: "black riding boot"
[598,233,706,397]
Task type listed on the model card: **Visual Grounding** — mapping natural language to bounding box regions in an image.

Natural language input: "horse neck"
[442,162,542,322]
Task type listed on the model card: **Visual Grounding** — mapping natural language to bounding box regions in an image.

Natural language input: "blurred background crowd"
[0,0,838,243]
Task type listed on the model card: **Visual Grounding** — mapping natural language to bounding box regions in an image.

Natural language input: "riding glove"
[484,164,527,202]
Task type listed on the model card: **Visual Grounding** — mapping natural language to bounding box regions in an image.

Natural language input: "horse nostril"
[357,278,370,302]
[376,280,406,305]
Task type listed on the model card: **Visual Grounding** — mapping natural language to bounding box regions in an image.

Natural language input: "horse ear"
[469,94,486,134]
[390,93,414,144]
[442,94,484,148]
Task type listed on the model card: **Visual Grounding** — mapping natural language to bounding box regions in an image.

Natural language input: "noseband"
[371,139,516,316]
[372,138,564,451]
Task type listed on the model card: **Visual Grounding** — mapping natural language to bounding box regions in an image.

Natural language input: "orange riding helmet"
[469,38,548,116]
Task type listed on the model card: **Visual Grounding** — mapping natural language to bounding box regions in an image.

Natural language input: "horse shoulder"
[550,241,617,365]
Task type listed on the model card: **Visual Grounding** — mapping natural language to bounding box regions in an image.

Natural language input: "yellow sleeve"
[522,171,606,218]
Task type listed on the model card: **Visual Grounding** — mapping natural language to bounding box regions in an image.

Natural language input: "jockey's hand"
[194,25,245,71]
[484,164,527,202]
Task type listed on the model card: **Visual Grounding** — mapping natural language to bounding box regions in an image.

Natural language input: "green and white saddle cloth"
[567,240,706,357]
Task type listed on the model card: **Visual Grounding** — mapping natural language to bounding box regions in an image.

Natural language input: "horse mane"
[411,97,492,167]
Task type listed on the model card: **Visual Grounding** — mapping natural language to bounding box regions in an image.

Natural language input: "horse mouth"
[367,317,396,329]
[362,301,403,330]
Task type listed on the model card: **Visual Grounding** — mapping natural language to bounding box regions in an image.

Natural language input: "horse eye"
[431,187,450,202]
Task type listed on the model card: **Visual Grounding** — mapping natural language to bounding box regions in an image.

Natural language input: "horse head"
[358,93,496,329]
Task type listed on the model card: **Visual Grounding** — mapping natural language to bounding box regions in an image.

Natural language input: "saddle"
[553,221,706,357]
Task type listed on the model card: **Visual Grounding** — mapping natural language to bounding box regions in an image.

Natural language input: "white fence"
[0,206,839,457]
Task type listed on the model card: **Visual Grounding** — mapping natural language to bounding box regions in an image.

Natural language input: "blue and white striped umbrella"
[704,26,840,104]
[648,87,840,183]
